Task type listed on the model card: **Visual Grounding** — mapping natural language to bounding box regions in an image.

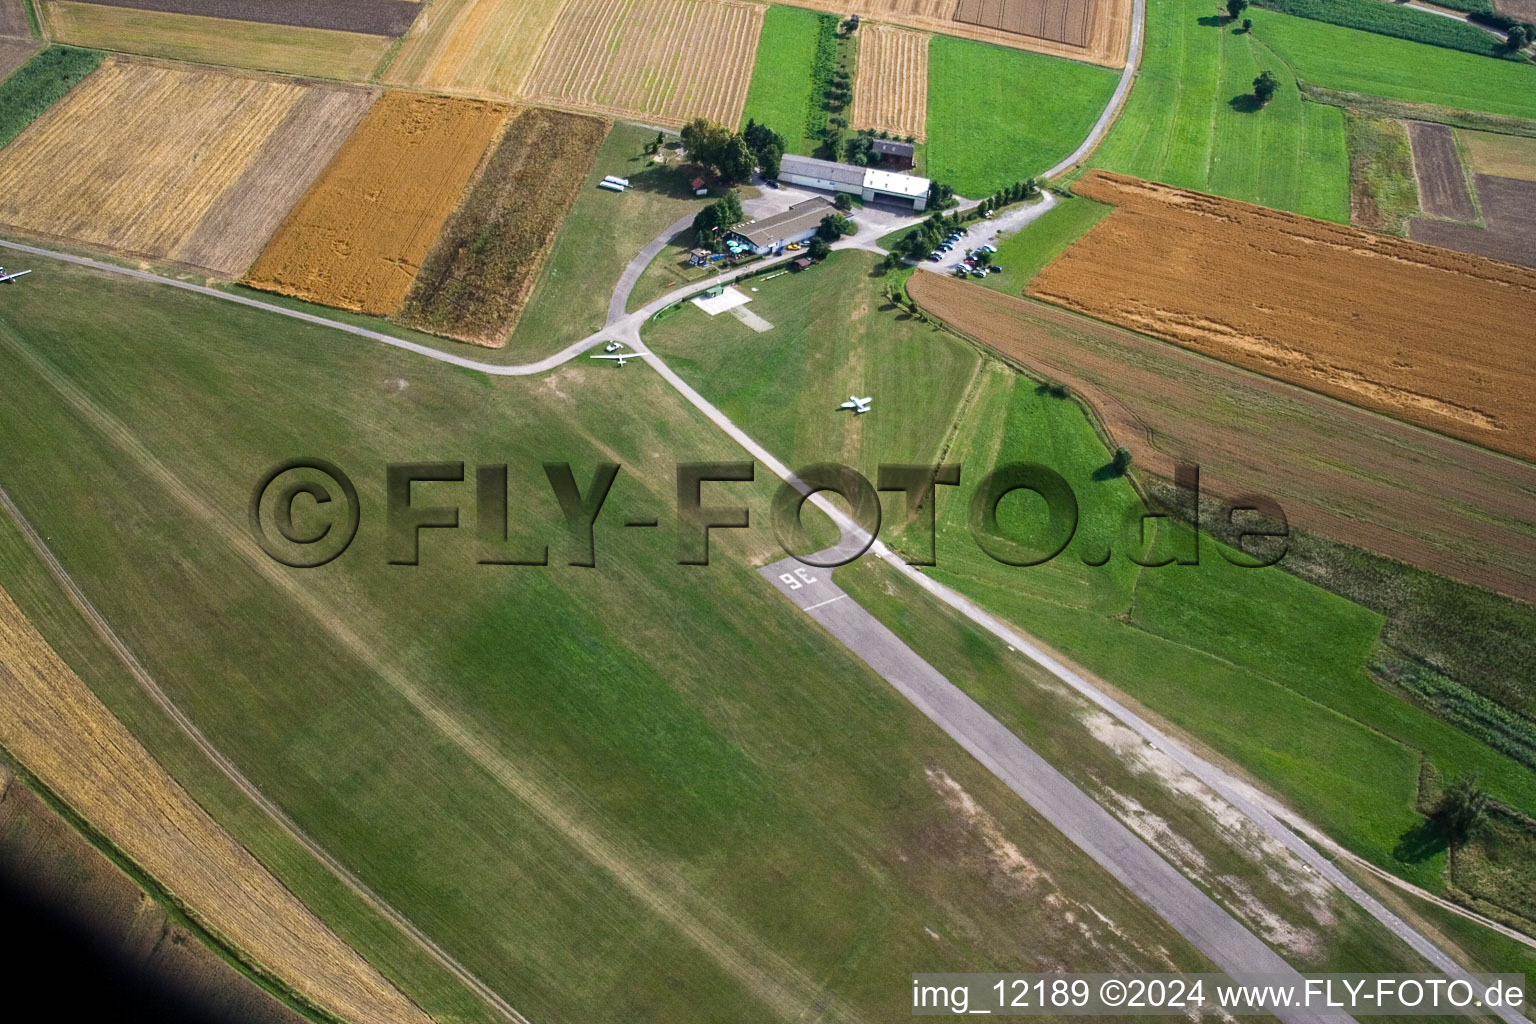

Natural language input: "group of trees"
[974,179,1040,218]
[691,189,743,246]
[681,118,786,185]
[927,181,957,210]
[893,210,968,261]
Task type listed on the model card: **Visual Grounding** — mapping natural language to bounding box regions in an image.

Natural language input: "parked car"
[980,244,997,254]
[927,252,943,262]
[988,265,1001,274]
[970,269,986,277]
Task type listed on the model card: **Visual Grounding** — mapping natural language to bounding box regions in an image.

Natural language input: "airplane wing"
[858,397,872,405]
[0,270,31,283]
[589,353,634,359]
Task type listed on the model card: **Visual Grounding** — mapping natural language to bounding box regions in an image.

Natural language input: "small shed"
[792,257,813,271]
[691,176,708,195]
[689,247,713,266]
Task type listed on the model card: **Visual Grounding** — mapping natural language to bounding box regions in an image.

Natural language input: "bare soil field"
[399,107,608,346]
[0,36,38,80]
[851,22,928,140]
[908,271,1536,601]
[523,0,763,126]
[1028,172,1536,461]
[0,768,307,1024]
[64,0,420,35]
[0,0,29,36]
[384,0,566,98]
[0,585,432,1024]
[1460,129,1536,181]
[1411,174,1536,268]
[953,0,1094,47]
[1408,121,1476,222]
[0,59,376,277]
[1494,0,1536,20]
[245,91,508,314]
[43,2,394,82]
[775,0,1130,66]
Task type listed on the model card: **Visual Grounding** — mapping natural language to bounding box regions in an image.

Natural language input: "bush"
[1254,0,1517,60]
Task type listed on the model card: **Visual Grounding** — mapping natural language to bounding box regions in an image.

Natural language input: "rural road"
[1042,0,1147,179]
[762,556,1348,1024]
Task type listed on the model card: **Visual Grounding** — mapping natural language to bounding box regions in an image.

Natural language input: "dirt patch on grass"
[245,90,508,314]
[1411,173,1536,268]
[1027,171,1536,461]
[399,107,608,346]
[1408,121,1476,222]
[0,584,431,1024]
[906,269,1536,602]
[63,0,420,35]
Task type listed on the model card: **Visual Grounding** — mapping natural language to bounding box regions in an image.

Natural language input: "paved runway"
[761,556,1351,1024]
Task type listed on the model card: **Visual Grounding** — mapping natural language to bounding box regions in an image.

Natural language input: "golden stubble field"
[851,23,929,140]
[522,0,763,126]
[0,58,376,277]
[245,91,509,314]
[1028,172,1536,461]
[384,0,568,99]
[0,584,432,1024]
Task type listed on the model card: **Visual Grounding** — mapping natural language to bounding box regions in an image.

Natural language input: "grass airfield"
[0,247,1245,1022]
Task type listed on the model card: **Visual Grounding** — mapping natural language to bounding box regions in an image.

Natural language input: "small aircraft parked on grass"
[0,267,31,284]
[839,395,872,414]
[591,353,630,367]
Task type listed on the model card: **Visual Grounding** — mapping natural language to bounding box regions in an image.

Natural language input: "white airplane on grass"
[839,395,873,414]
[0,267,31,284]
[590,353,631,367]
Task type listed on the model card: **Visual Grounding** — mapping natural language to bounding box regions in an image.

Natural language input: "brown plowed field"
[523,0,763,126]
[245,91,508,314]
[399,107,608,346]
[1411,174,1536,270]
[0,584,432,1024]
[0,59,373,277]
[774,0,1129,67]
[1407,121,1476,222]
[953,0,1094,47]
[1028,172,1536,461]
[0,36,38,80]
[384,0,567,99]
[64,0,421,36]
[851,23,928,140]
[908,271,1536,602]
[0,0,29,36]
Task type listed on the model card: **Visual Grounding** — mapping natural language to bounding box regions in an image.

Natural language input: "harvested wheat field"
[0,58,376,277]
[523,0,763,126]
[385,0,566,99]
[909,271,1536,601]
[777,0,1128,66]
[0,584,431,1024]
[246,91,508,315]
[1028,172,1536,461]
[400,108,607,346]
[851,23,928,140]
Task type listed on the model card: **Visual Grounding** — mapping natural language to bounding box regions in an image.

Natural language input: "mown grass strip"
[0,44,100,151]
[739,5,822,154]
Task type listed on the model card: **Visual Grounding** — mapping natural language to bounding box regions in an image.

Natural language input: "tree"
[833,192,853,211]
[807,235,831,260]
[817,213,854,240]
[1505,23,1533,51]
[691,190,744,246]
[652,130,665,153]
[1436,774,1489,844]
[1111,447,1133,474]
[1252,70,1279,106]
[973,249,993,268]
[681,118,757,184]
[743,120,785,178]
[1241,17,1252,33]
[1226,0,1248,20]
[716,136,756,184]
[927,181,956,209]
[843,131,876,167]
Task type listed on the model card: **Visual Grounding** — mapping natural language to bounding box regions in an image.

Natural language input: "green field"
[925,35,1118,197]
[740,5,824,155]
[1255,0,1512,59]
[0,248,1239,1023]
[0,44,100,150]
[978,195,1112,295]
[1088,0,1350,221]
[1250,6,1536,119]
[647,252,1536,896]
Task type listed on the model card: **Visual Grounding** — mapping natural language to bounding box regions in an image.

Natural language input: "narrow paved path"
[1043,0,1148,179]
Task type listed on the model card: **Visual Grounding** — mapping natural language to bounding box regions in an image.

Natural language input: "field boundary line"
[0,482,534,1024]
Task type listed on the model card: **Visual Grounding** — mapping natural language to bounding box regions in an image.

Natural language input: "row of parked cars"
[927,229,1002,278]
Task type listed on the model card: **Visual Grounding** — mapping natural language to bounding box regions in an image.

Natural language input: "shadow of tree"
[1091,463,1128,482]
[1393,818,1448,864]
[1229,94,1264,113]
[1198,14,1228,27]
